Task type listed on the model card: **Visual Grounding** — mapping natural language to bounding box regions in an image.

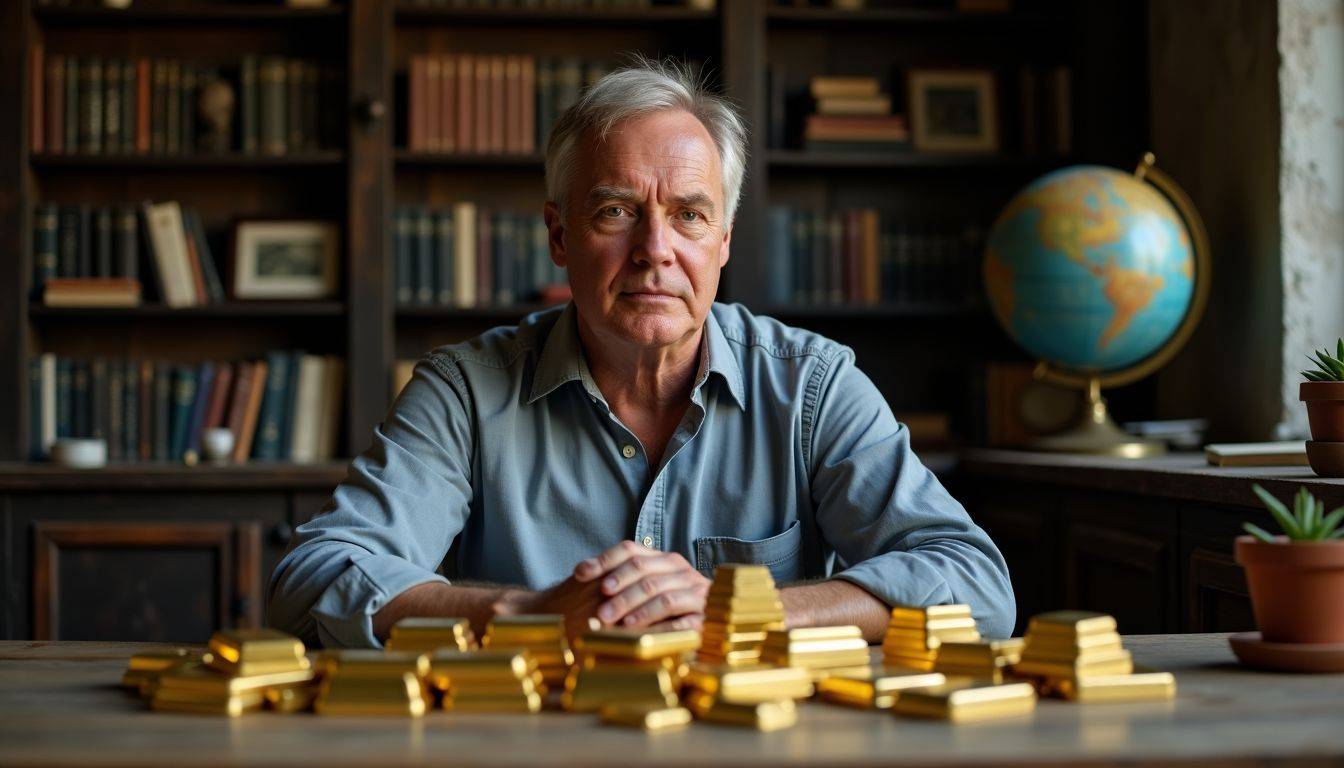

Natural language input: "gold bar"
[703,609,786,625]
[1026,611,1117,637]
[889,604,972,624]
[561,667,680,712]
[574,628,701,659]
[711,564,775,581]
[1054,672,1176,702]
[390,616,474,639]
[156,662,315,695]
[151,689,265,717]
[1012,649,1134,679]
[684,664,814,702]
[892,681,1037,722]
[446,691,543,712]
[323,650,430,679]
[206,655,312,677]
[601,704,692,731]
[264,684,319,713]
[314,673,427,717]
[207,628,305,665]
[705,595,784,612]
[816,669,947,708]
[762,636,868,654]
[764,626,863,642]
[685,691,797,731]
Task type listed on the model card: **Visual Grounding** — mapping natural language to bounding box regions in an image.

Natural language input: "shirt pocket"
[693,520,803,585]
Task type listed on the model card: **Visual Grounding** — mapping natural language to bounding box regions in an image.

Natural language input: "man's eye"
[602,206,626,218]
[679,210,701,222]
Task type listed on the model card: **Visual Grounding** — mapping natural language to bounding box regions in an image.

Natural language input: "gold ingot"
[151,688,265,717]
[887,605,973,628]
[484,614,566,643]
[207,628,305,665]
[683,664,813,703]
[685,690,797,731]
[323,650,430,679]
[697,648,763,666]
[207,655,312,677]
[892,681,1037,722]
[386,617,477,653]
[314,673,427,717]
[1022,633,1124,660]
[816,669,947,708]
[1012,648,1134,679]
[428,650,536,687]
[446,691,542,713]
[705,594,784,611]
[123,649,200,696]
[710,564,775,583]
[601,704,693,731]
[703,609,786,625]
[936,638,1024,662]
[561,666,679,712]
[1052,672,1176,702]
[881,654,936,672]
[1026,611,1117,638]
[264,684,319,713]
[156,661,315,696]
[761,648,871,669]
[573,628,700,660]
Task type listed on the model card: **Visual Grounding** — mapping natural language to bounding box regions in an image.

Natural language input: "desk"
[2,635,1342,767]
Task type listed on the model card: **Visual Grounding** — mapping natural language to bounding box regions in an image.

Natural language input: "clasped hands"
[494,540,710,637]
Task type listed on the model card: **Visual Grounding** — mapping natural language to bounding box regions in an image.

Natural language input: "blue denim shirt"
[267,302,1014,647]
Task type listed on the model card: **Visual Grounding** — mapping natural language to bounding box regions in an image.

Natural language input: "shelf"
[30,152,346,171]
[32,4,346,27]
[0,461,347,491]
[761,303,988,320]
[396,303,563,322]
[765,6,1047,28]
[767,150,1070,171]
[395,5,716,26]
[29,302,347,320]
[394,150,544,168]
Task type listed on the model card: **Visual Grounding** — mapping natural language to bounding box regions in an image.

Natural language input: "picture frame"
[232,220,340,300]
[907,69,999,153]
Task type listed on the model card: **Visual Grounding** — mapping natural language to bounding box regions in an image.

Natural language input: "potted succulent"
[1300,340,1344,475]
[1236,484,1344,644]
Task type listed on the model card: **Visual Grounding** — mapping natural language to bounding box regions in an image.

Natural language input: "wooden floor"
[1,634,1342,767]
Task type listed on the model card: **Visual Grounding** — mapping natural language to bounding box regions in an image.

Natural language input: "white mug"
[202,428,236,464]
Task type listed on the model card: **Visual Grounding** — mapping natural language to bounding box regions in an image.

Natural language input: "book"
[122,359,138,462]
[115,204,138,280]
[241,55,259,154]
[141,201,198,307]
[260,56,287,155]
[441,55,457,153]
[64,55,78,153]
[425,55,440,152]
[252,351,291,461]
[153,361,171,461]
[809,76,880,100]
[138,360,153,462]
[1205,442,1309,468]
[279,350,304,459]
[30,45,44,154]
[184,361,216,462]
[815,95,892,115]
[435,210,455,305]
[44,52,62,153]
[289,354,326,463]
[32,204,58,296]
[316,355,344,460]
[81,58,103,154]
[43,278,142,308]
[168,364,198,461]
[453,201,478,307]
[395,208,413,305]
[414,208,434,305]
[409,55,426,151]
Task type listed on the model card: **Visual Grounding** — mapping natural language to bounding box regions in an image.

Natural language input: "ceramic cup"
[202,427,236,464]
[50,437,107,469]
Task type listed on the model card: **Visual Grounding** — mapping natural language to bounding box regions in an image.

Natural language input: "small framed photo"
[907,69,999,153]
[232,220,339,300]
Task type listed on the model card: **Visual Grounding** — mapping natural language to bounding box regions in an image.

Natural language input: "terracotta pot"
[1301,381,1344,441]
[1235,535,1344,643]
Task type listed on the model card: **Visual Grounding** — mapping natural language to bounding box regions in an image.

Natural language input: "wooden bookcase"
[0,0,1148,641]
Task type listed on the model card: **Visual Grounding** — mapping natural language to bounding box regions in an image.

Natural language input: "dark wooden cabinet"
[964,488,1061,636]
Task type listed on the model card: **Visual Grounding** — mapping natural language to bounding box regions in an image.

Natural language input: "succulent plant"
[1301,338,1344,381]
[1246,484,1344,542]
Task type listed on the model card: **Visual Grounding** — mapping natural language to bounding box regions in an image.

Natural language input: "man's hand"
[573,541,710,631]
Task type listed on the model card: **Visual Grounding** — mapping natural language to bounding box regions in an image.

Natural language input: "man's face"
[545,109,731,349]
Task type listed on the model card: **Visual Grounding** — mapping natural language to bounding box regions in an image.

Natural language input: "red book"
[203,361,234,429]
[520,55,535,153]
[30,45,44,154]
[489,55,505,154]
[135,58,150,154]
[440,55,456,153]
[456,53,474,154]
[182,218,209,304]
[474,56,489,154]
[844,210,862,304]
[408,55,426,151]
[860,209,880,305]
[425,55,441,153]
[45,53,63,153]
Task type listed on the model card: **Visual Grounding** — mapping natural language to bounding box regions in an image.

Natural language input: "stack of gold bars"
[563,628,699,712]
[881,604,981,670]
[933,638,1025,684]
[314,650,429,716]
[149,629,315,716]
[815,667,947,709]
[429,650,545,712]
[482,615,574,689]
[698,565,786,667]
[1012,610,1175,702]
[122,647,199,698]
[384,617,477,654]
[682,663,812,731]
[759,626,871,679]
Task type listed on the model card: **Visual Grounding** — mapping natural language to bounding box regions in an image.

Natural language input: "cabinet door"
[1188,547,1254,633]
[1064,514,1177,634]
[966,486,1061,636]
[33,520,260,642]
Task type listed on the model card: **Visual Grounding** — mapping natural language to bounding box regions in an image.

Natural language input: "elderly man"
[268,59,1014,648]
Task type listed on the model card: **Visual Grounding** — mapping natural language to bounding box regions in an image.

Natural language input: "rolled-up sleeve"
[806,348,1015,638]
[266,356,474,648]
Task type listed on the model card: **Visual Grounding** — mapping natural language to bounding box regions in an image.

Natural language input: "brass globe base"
[1028,378,1166,458]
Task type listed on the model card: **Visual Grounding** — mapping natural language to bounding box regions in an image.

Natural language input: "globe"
[983,157,1209,456]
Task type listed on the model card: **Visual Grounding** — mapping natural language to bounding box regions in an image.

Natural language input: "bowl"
[49,438,107,469]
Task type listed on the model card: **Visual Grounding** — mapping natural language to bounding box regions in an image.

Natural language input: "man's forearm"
[371,581,522,642]
[780,580,890,642]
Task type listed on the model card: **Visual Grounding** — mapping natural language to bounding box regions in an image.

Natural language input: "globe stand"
[1029,377,1165,458]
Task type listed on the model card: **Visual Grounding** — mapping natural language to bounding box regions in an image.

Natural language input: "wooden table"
[2,634,1342,767]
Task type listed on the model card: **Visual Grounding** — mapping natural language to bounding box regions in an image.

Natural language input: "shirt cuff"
[308,553,449,649]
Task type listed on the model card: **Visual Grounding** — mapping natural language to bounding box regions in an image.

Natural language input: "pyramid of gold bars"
[1011,610,1175,703]
[698,564,786,666]
[881,603,982,670]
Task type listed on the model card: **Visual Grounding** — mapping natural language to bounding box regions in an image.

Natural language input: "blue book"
[251,351,290,461]
[435,209,454,306]
[184,361,215,460]
[279,350,303,460]
[394,207,413,306]
[494,212,515,306]
[167,365,198,462]
[765,206,792,306]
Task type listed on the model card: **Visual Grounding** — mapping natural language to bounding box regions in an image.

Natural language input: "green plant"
[1301,338,1344,381]
[1246,484,1344,542]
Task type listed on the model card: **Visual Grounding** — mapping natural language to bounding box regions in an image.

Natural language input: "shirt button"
[642,536,654,548]
[621,444,636,459]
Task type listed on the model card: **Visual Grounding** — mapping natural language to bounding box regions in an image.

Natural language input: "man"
[267,58,1014,648]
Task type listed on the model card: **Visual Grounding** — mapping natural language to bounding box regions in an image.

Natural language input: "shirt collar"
[526,302,746,411]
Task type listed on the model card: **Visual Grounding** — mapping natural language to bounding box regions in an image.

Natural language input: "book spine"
[287,59,304,152]
[474,56,489,154]
[828,211,844,304]
[408,55,426,151]
[425,56,440,153]
[765,206,791,306]
[168,364,197,461]
[435,210,454,305]
[153,361,170,460]
[165,60,181,154]
[184,361,214,460]
[186,210,225,302]
[494,212,514,305]
[115,204,138,280]
[520,55,535,153]
[71,359,89,438]
[237,359,269,463]
[441,55,456,153]
[394,207,412,306]
[181,213,209,304]
[151,61,166,154]
[280,350,304,460]
[45,54,63,153]
[489,55,505,154]
[204,361,233,430]
[28,359,42,460]
[453,202,477,307]
[260,57,287,155]
[138,360,152,462]
[104,57,121,154]
[55,357,72,439]
[135,58,150,154]
[32,203,58,297]
[120,59,136,154]
[108,358,124,462]
[81,58,103,154]
[809,210,827,306]
[75,205,91,278]
[181,63,197,153]
[94,207,113,278]
[252,351,289,461]
[504,55,520,154]
[123,359,139,462]
[63,55,79,154]
[415,208,434,305]
[303,61,319,151]
[476,206,492,306]
[30,45,44,155]
[241,55,258,154]
[456,53,473,155]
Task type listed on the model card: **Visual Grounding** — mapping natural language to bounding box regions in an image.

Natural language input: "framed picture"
[907,69,999,153]
[232,220,339,299]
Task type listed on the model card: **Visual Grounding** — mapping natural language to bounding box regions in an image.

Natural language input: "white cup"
[202,428,236,464]
[50,438,107,469]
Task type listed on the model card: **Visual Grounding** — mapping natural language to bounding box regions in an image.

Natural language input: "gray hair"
[543,55,749,230]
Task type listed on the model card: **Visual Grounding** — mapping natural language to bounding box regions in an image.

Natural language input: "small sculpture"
[197,75,236,153]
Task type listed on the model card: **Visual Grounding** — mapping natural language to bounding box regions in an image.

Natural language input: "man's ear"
[544,201,567,268]
[718,222,732,268]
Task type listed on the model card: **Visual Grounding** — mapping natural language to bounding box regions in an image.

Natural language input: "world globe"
[983,156,1210,456]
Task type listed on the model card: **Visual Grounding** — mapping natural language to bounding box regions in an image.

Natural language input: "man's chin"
[609,309,696,347]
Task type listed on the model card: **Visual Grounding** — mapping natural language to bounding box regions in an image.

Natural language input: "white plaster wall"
[1280,0,1344,437]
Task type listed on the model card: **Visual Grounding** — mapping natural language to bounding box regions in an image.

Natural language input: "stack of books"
[697,564,787,667]
[315,651,430,717]
[393,204,569,309]
[27,351,344,465]
[481,615,574,689]
[562,628,699,712]
[428,650,545,713]
[803,75,909,152]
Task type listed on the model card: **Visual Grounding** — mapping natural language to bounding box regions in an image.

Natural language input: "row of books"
[29,51,340,156]
[404,55,614,154]
[802,75,909,151]
[32,201,225,307]
[394,204,568,308]
[27,353,344,465]
[764,206,984,307]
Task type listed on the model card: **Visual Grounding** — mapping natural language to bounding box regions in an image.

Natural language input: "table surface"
[2,634,1343,767]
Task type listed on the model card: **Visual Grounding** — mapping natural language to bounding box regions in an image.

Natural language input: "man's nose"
[630,213,676,267]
